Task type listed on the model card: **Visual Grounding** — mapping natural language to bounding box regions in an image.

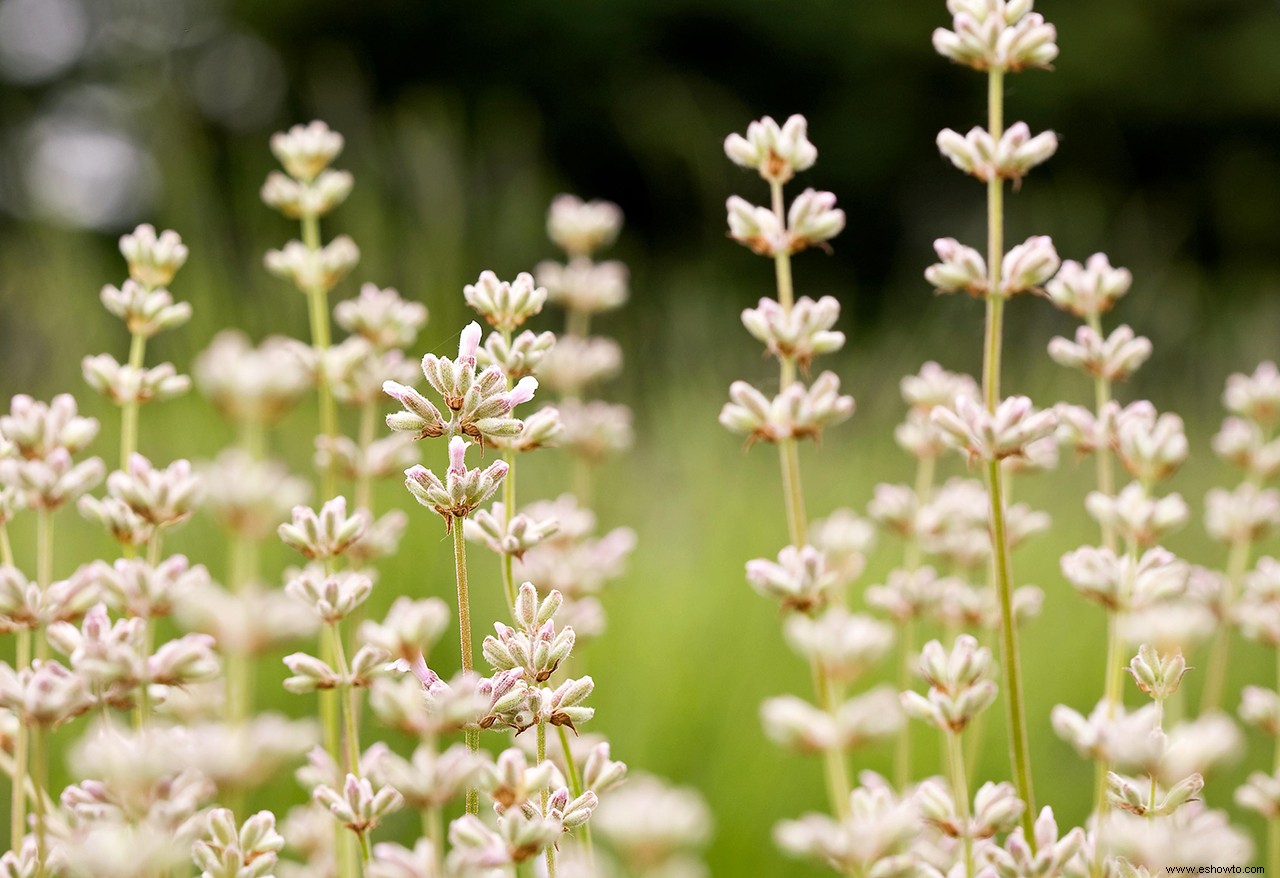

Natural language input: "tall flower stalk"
[929,0,1062,837]
[721,114,893,842]
[263,120,360,503]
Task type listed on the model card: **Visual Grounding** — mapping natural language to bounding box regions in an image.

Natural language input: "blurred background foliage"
[1,0,1280,873]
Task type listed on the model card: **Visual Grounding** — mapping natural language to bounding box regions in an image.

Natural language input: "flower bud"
[547,194,623,258]
[1126,643,1188,702]
[1000,235,1059,296]
[270,120,344,182]
[119,224,189,289]
[1045,252,1132,318]
[264,236,360,294]
[464,270,548,333]
[278,496,366,560]
[723,114,818,184]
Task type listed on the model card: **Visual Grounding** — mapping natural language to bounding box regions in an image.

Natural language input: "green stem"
[566,306,591,341]
[120,331,147,469]
[894,618,916,791]
[557,724,595,862]
[767,182,808,548]
[980,64,1036,845]
[35,509,52,662]
[227,534,254,726]
[1086,313,1119,554]
[1,521,14,567]
[425,806,444,874]
[1202,534,1252,713]
[946,730,974,878]
[301,213,338,501]
[32,725,47,864]
[329,623,362,775]
[539,722,557,878]
[986,460,1037,841]
[452,518,480,814]
[320,555,341,769]
[811,659,851,820]
[10,697,27,844]
[135,617,154,727]
[356,401,376,515]
[241,418,267,460]
[0,744,57,834]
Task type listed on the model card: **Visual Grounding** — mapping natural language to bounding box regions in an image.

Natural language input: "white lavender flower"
[535,258,629,316]
[535,335,622,396]
[1126,643,1188,702]
[931,395,1057,463]
[477,329,557,379]
[783,607,893,681]
[106,454,201,529]
[0,447,105,510]
[335,283,429,352]
[555,399,631,460]
[593,775,712,870]
[1224,361,1280,427]
[1236,770,1280,819]
[119,223,189,289]
[936,121,1057,182]
[746,544,846,612]
[192,809,285,878]
[100,280,192,338]
[278,496,367,560]
[1113,402,1188,485]
[271,120,344,182]
[465,501,560,559]
[402,437,509,530]
[1045,252,1132,318]
[194,331,313,424]
[0,658,93,726]
[261,168,353,219]
[385,321,538,445]
[721,373,855,446]
[286,568,373,624]
[464,270,548,333]
[933,0,1058,72]
[775,782,915,875]
[313,774,403,835]
[265,237,360,295]
[1059,545,1188,612]
[1047,325,1153,383]
[901,634,999,732]
[1085,483,1189,547]
[87,555,209,620]
[366,840,439,878]
[1001,235,1060,295]
[1204,482,1280,544]
[926,237,989,296]
[902,361,981,411]
[1213,417,1280,480]
[723,114,818,184]
[741,295,845,370]
[0,393,99,459]
[547,194,624,257]
[359,596,450,665]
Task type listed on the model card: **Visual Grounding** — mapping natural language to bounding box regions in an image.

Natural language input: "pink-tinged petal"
[508,376,538,406]
[448,436,469,475]
[458,321,482,364]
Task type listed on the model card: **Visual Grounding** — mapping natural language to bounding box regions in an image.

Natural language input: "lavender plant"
[716,1,1277,876]
[6,4,1280,876]
[0,114,712,878]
